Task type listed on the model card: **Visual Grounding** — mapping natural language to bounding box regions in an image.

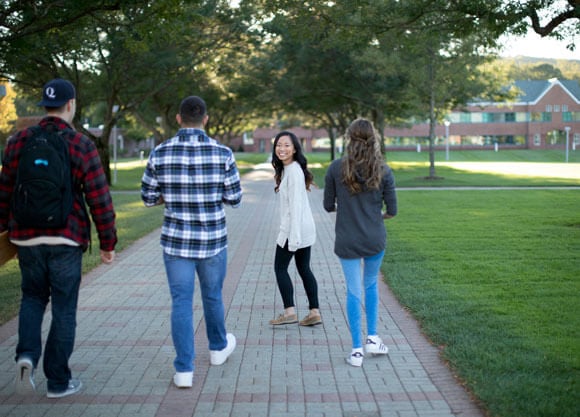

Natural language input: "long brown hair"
[341,118,384,194]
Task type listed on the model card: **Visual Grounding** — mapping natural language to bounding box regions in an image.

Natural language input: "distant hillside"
[502,56,579,64]
[496,56,580,81]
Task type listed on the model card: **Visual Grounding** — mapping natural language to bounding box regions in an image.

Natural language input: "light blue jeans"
[339,250,385,349]
[163,248,228,373]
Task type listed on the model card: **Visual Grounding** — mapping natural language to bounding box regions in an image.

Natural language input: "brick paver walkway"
[0,164,485,417]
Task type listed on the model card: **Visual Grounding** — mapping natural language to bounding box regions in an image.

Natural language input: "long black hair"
[271,131,314,193]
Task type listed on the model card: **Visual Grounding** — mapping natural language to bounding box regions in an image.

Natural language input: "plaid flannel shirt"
[141,128,242,259]
[0,117,117,251]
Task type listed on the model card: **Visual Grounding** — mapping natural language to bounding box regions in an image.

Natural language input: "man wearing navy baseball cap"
[37,78,76,108]
[0,79,117,399]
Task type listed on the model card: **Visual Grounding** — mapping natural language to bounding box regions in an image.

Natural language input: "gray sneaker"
[14,357,35,395]
[47,378,82,399]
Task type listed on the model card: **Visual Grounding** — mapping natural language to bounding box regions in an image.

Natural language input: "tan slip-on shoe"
[299,314,322,326]
[269,313,298,325]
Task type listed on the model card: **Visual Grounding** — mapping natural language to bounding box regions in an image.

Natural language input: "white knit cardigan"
[276,161,316,252]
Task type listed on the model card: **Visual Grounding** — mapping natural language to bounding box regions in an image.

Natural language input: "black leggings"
[274,242,319,310]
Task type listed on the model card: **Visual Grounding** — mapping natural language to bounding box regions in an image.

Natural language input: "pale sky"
[499,32,578,60]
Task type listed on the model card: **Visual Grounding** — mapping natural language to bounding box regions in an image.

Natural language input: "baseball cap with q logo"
[37,78,76,108]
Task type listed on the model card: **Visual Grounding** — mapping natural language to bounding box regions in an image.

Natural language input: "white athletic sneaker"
[47,378,82,399]
[173,371,193,388]
[14,357,35,395]
[210,333,236,365]
[365,335,389,355]
[346,351,364,367]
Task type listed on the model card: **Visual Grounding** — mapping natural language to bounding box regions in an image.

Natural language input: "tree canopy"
[0,0,578,177]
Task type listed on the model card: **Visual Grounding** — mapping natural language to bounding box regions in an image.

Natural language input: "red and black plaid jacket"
[0,117,117,252]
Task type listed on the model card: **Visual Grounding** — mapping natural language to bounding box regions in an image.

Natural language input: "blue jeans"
[15,245,83,392]
[339,250,385,349]
[163,248,228,373]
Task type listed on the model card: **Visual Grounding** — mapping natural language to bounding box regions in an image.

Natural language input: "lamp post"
[444,120,450,161]
[112,105,119,184]
[564,126,571,163]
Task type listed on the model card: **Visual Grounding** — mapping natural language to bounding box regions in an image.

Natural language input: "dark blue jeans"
[15,245,82,392]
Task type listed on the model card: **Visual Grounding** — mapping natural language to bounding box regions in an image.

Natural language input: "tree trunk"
[427,58,437,179]
[372,108,386,154]
[98,126,112,186]
[325,112,338,161]
[83,128,111,186]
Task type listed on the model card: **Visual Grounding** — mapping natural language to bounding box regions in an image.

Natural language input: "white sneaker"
[173,371,193,388]
[365,335,389,355]
[14,357,35,395]
[346,351,364,367]
[210,333,236,365]
[47,378,82,399]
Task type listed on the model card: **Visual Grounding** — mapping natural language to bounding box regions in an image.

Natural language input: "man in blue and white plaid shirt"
[141,96,242,389]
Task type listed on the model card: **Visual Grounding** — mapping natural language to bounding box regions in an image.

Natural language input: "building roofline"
[468,78,580,107]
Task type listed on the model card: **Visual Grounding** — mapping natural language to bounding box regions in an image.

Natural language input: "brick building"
[383,78,580,150]
[241,78,580,153]
[241,126,328,154]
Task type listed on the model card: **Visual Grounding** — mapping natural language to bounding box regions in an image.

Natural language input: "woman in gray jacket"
[323,118,397,366]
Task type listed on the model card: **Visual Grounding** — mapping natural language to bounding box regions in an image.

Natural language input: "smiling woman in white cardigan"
[269,131,321,327]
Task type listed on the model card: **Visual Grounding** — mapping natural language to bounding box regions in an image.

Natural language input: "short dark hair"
[179,96,207,125]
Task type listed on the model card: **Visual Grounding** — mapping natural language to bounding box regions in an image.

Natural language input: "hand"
[100,250,115,264]
[382,212,394,220]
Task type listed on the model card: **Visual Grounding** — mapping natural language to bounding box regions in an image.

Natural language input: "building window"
[449,113,460,123]
[547,130,565,145]
[481,113,504,123]
[562,111,580,122]
[471,113,483,123]
[460,112,471,123]
[483,113,503,123]
[562,105,568,112]
[494,135,526,145]
[505,112,516,122]
[531,112,552,122]
[554,105,560,112]
[546,105,552,112]
[515,112,528,122]
[534,134,541,146]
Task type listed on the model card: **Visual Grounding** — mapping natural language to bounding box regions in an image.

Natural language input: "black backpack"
[11,125,74,229]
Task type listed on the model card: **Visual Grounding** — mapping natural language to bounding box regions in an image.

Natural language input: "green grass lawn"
[1,149,578,417]
[386,189,579,417]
